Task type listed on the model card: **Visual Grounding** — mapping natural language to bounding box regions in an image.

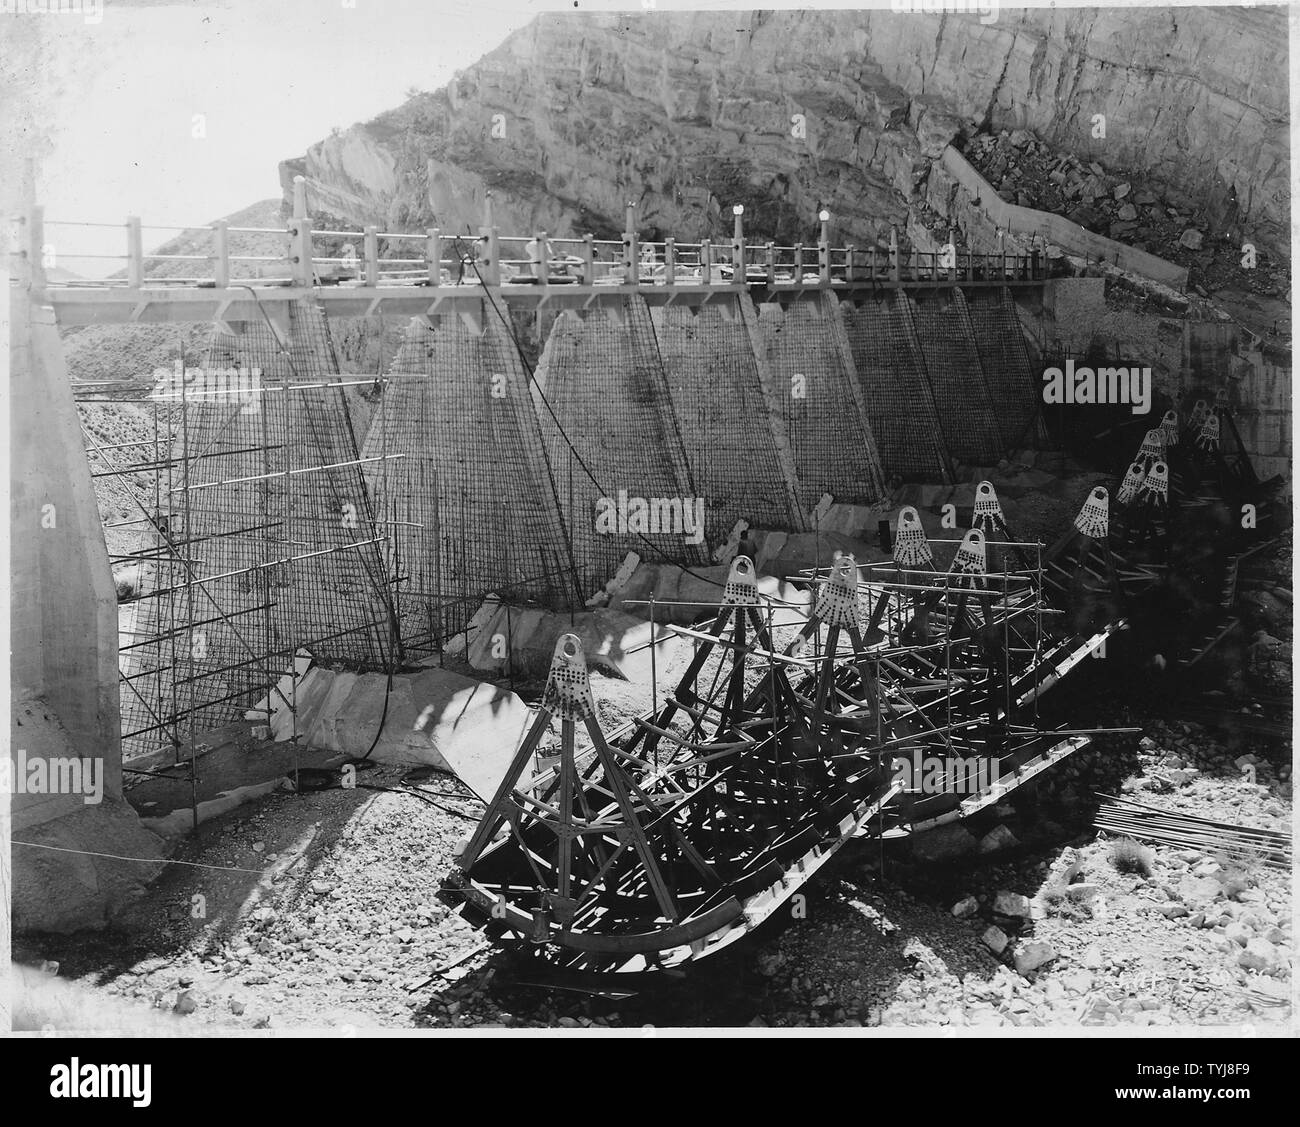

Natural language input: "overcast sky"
[20,0,540,271]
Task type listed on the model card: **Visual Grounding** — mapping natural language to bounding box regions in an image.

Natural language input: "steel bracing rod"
[620,768,725,890]
[810,623,842,749]
[79,418,301,717]
[624,604,732,761]
[975,512,1035,574]
[557,718,575,902]
[582,714,680,922]
[458,704,555,869]
[721,607,748,731]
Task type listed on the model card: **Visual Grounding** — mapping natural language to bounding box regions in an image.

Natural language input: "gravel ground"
[17,523,1292,1033]
[17,695,1291,1032]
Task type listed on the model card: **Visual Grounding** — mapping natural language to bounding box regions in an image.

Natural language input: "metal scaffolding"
[76,304,403,787]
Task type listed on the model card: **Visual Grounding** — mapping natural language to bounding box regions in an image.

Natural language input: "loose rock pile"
[960,128,1290,303]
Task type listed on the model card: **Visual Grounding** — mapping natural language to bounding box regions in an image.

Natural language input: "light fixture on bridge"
[732,204,745,261]
[819,209,830,222]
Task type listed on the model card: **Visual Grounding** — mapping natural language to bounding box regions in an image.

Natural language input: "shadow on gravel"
[14,785,376,993]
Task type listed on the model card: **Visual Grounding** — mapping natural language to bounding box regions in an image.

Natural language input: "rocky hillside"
[279,7,1288,256]
[961,128,1291,323]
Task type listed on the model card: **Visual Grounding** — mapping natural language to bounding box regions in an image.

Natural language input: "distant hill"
[63,199,289,380]
[134,198,291,281]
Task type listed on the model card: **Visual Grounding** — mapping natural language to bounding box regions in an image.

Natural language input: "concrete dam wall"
[109,284,1045,747]
[361,313,577,644]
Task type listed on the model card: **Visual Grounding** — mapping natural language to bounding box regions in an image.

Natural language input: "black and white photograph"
[1,0,1294,1072]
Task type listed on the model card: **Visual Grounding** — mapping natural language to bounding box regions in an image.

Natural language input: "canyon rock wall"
[281,7,1287,255]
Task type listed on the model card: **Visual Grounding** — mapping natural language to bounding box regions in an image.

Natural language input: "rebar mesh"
[902,290,1004,465]
[838,293,950,482]
[120,301,394,758]
[649,300,800,540]
[961,286,1042,451]
[534,298,706,596]
[747,295,886,509]
[360,313,578,652]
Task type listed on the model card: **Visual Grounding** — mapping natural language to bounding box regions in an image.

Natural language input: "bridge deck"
[40,272,1044,327]
[17,184,1044,326]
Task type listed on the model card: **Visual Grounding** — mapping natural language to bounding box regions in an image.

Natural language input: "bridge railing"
[37,216,296,286]
[21,181,1045,292]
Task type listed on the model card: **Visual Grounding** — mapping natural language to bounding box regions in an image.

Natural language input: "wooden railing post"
[427,227,441,284]
[534,231,548,289]
[289,175,313,287]
[845,244,856,283]
[582,233,595,285]
[664,237,675,286]
[817,211,830,285]
[212,219,229,288]
[622,202,638,286]
[363,225,379,286]
[477,192,500,286]
[766,241,775,285]
[126,215,143,288]
[700,238,712,284]
[889,227,899,282]
[794,243,804,284]
[731,205,745,284]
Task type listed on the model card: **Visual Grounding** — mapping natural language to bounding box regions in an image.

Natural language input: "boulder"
[1237,939,1281,973]
[1179,876,1223,906]
[1223,921,1252,947]
[13,800,167,934]
[1014,940,1057,975]
[911,823,978,863]
[1179,228,1204,250]
[1065,882,1102,901]
[977,824,1020,854]
[994,890,1032,919]
[982,926,1010,955]
[1062,970,1094,995]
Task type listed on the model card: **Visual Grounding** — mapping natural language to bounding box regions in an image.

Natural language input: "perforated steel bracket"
[1116,460,1147,506]
[1196,413,1221,451]
[972,480,1004,527]
[814,553,862,628]
[1138,428,1166,461]
[949,528,987,576]
[1189,399,1210,430]
[1139,460,1170,504]
[1074,486,1109,539]
[1159,409,1180,447]
[722,554,760,606]
[541,633,596,721]
[893,506,933,569]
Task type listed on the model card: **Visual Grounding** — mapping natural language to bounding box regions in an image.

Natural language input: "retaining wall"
[931,146,1190,290]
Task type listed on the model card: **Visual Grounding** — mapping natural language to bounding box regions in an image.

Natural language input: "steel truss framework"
[445,405,1279,974]
[447,506,1122,972]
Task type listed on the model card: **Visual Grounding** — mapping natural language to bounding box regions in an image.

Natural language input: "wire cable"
[455,234,732,591]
